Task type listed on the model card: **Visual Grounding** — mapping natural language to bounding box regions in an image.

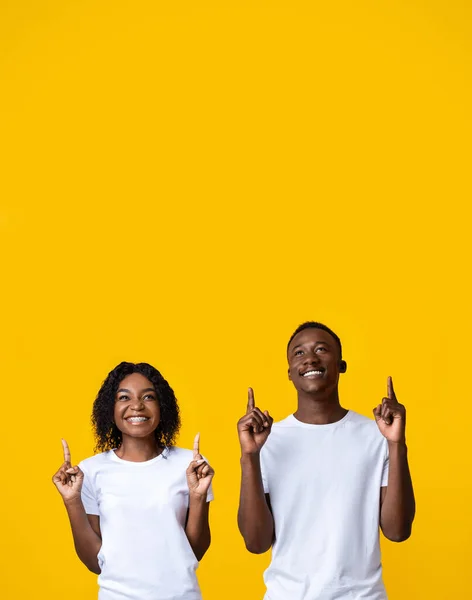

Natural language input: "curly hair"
[92,362,181,453]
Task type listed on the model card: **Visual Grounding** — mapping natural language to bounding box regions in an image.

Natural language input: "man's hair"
[287,321,343,359]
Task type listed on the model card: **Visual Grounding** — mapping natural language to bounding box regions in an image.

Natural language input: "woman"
[52,361,214,600]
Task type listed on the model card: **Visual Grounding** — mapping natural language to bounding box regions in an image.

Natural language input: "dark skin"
[53,373,214,571]
[237,327,415,554]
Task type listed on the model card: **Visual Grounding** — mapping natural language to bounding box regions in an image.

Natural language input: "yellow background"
[0,1,470,598]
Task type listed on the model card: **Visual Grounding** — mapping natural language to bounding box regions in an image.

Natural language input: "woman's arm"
[185,434,215,561]
[185,496,211,561]
[52,440,102,573]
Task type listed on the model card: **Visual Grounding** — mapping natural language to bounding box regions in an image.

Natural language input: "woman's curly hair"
[92,362,181,453]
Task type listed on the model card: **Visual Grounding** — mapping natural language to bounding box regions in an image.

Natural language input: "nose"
[129,397,145,411]
[304,351,320,365]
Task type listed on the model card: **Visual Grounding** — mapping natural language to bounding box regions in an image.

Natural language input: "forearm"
[380,442,415,542]
[64,499,102,573]
[185,495,211,561]
[238,453,274,553]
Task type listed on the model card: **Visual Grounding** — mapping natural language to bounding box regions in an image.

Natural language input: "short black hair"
[287,322,343,359]
[92,362,181,453]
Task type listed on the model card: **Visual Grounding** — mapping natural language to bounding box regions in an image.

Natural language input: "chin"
[301,382,331,395]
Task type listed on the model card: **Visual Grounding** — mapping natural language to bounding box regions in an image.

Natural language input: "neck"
[115,434,162,462]
[294,388,348,425]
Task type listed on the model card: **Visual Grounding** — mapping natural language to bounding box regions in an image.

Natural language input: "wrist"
[188,491,208,503]
[63,496,84,510]
[240,451,261,463]
[388,439,408,452]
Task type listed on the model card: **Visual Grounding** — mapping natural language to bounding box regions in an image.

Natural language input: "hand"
[52,439,84,503]
[373,377,406,444]
[186,433,215,498]
[237,388,273,455]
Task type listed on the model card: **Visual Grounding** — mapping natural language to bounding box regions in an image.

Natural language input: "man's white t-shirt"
[260,411,389,600]
[79,446,213,600]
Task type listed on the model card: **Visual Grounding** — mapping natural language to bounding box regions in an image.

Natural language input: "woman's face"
[113,373,161,439]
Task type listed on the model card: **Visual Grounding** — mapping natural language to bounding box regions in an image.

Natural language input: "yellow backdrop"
[1,1,470,598]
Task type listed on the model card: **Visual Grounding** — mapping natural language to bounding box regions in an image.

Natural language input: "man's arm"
[238,453,274,553]
[380,441,415,542]
[237,388,274,554]
[374,377,415,543]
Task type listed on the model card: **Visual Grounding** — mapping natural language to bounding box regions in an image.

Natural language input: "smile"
[125,417,150,423]
[302,370,324,378]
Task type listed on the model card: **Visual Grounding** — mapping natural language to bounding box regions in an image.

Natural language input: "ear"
[288,367,292,381]
[339,360,347,374]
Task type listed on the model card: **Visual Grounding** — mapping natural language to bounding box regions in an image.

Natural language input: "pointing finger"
[61,439,71,466]
[247,388,255,414]
[193,433,200,459]
[387,376,396,401]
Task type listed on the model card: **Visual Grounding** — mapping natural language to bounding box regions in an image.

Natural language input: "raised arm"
[185,433,215,561]
[237,388,275,554]
[52,439,102,573]
[374,377,415,542]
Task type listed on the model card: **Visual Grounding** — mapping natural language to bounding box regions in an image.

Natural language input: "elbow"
[88,565,101,575]
[193,533,211,562]
[383,524,412,543]
[244,537,272,554]
[194,543,210,562]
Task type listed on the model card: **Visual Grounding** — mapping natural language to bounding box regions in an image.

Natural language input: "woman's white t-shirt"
[79,446,213,600]
[260,411,389,600]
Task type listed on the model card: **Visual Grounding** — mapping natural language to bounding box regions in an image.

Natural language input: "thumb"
[373,404,382,421]
[66,466,84,480]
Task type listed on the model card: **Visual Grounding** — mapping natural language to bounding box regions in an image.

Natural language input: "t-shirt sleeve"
[79,461,100,515]
[381,440,389,487]
[260,452,269,494]
[202,455,214,502]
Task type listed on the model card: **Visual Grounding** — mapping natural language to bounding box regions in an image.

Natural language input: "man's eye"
[295,350,304,356]
[316,347,326,352]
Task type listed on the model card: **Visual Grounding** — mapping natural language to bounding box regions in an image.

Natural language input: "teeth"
[303,370,323,377]
[127,417,149,422]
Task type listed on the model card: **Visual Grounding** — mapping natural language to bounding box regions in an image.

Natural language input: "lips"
[300,368,325,378]
[125,416,150,424]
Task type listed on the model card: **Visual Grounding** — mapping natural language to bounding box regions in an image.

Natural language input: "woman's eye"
[118,395,129,401]
[143,394,155,401]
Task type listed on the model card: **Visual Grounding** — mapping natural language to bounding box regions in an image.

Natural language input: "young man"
[237,322,415,600]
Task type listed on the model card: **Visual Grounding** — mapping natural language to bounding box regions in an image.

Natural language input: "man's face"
[287,328,344,396]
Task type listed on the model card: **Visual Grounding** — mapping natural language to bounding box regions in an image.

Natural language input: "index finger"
[387,376,396,401]
[193,432,200,459]
[247,387,255,414]
[61,438,71,465]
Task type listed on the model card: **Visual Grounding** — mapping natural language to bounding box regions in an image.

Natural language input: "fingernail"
[196,459,205,464]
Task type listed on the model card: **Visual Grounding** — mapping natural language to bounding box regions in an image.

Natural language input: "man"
[237,321,415,600]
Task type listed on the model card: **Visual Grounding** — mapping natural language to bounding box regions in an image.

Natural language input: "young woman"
[53,361,214,600]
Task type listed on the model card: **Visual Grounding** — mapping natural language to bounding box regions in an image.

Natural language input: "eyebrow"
[117,387,156,394]
[292,341,332,351]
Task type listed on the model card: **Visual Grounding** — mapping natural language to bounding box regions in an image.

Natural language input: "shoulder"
[79,451,113,473]
[346,411,382,432]
[164,446,194,463]
[345,411,387,448]
[272,414,298,430]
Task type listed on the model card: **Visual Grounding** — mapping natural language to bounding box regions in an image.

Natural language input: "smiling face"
[113,372,161,439]
[287,327,345,398]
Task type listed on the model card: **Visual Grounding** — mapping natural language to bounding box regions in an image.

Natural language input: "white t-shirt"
[79,446,213,600]
[260,411,389,600]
